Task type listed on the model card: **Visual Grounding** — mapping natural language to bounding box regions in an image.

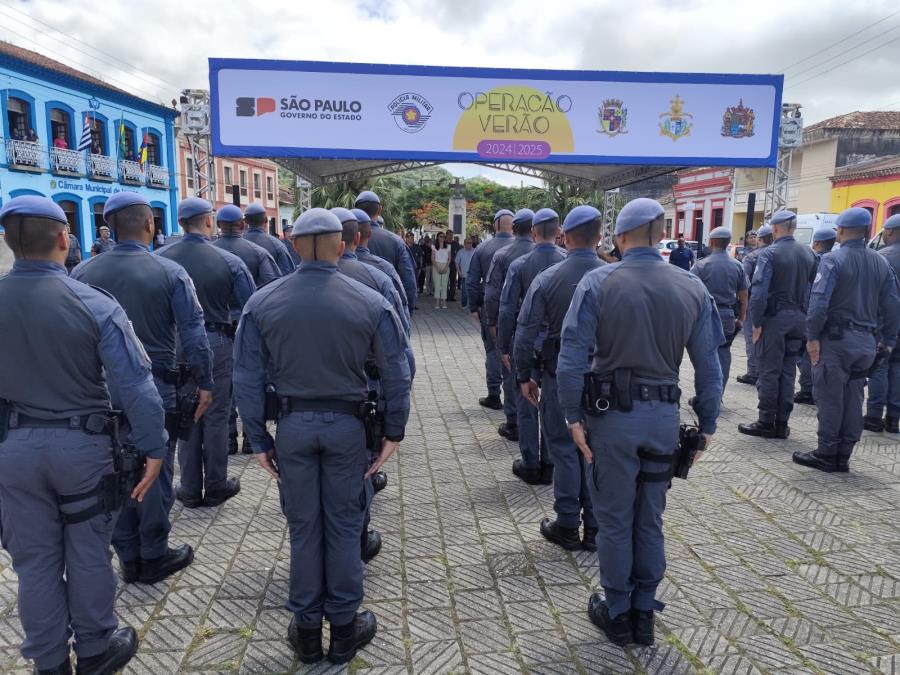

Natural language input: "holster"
[360,391,383,452]
[826,323,844,340]
[614,368,633,412]
[583,375,616,416]
[225,322,237,340]
[0,399,9,443]
[175,392,199,441]
[264,384,279,422]
[673,424,706,480]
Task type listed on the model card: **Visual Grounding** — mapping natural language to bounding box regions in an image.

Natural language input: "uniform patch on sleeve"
[814,273,822,285]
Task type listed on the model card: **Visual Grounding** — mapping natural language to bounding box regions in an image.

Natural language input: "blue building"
[1,41,178,258]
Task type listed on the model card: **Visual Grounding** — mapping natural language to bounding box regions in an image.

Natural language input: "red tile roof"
[830,154,900,182]
[806,111,900,132]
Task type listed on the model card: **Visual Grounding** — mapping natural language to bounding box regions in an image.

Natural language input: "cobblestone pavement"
[2,304,900,674]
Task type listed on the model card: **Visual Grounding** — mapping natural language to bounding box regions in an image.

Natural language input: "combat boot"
[203,478,241,507]
[631,609,655,646]
[227,432,239,455]
[774,421,790,439]
[792,450,839,473]
[371,471,388,493]
[587,594,632,646]
[863,416,885,432]
[478,394,502,410]
[539,518,582,551]
[736,373,757,385]
[362,530,382,563]
[884,416,899,434]
[74,627,138,675]
[139,545,194,584]
[737,420,777,438]
[241,436,253,454]
[539,462,554,485]
[37,657,71,674]
[582,527,598,552]
[793,391,814,405]
[836,456,850,473]
[119,560,140,584]
[328,611,377,664]
[287,617,323,664]
[511,459,543,485]
[175,486,203,508]
[498,423,519,441]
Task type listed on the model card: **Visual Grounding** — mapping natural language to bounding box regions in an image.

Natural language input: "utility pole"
[178,89,216,202]
[763,103,803,223]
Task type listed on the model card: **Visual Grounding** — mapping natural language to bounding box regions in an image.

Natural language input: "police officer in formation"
[556,198,722,646]
[794,227,837,405]
[498,208,564,483]
[865,214,900,433]
[739,212,816,439]
[736,224,773,385]
[233,208,411,665]
[353,208,411,321]
[465,209,515,410]
[353,191,417,314]
[691,226,748,386]
[514,205,604,551]
[0,196,168,674]
[794,207,900,472]
[158,198,255,507]
[243,201,296,275]
[735,228,757,262]
[71,192,213,586]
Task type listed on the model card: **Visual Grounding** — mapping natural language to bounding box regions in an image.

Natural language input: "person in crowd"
[91,225,115,256]
[244,202,296,275]
[455,237,475,308]
[53,130,68,149]
[668,234,694,270]
[405,232,424,300]
[64,225,82,272]
[795,228,837,405]
[420,235,433,295]
[429,232,451,309]
[736,225,773,385]
[447,232,461,301]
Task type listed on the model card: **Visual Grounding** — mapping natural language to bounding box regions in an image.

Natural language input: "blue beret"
[813,227,837,242]
[216,204,244,222]
[493,209,514,222]
[354,191,380,206]
[746,229,758,236]
[331,207,356,224]
[513,208,535,225]
[291,208,343,237]
[770,210,796,225]
[244,202,266,217]
[562,205,601,233]
[883,214,900,230]
[533,208,559,225]
[614,198,665,235]
[178,197,213,221]
[0,195,67,225]
[757,225,773,237]
[351,208,371,224]
[103,191,149,219]
[709,226,732,240]
[836,207,872,230]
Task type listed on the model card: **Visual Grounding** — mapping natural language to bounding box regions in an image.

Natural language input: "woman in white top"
[430,231,451,309]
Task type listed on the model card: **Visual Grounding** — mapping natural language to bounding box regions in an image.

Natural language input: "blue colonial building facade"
[0,41,178,257]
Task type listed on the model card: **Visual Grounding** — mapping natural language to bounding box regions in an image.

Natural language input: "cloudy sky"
[3,0,899,183]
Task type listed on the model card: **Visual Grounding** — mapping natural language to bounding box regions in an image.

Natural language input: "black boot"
[175,486,203,508]
[774,421,790,439]
[139,545,194,584]
[738,420,777,438]
[539,518,582,551]
[864,416,886,432]
[539,462,554,485]
[587,594,632,646]
[885,416,899,434]
[632,609,655,646]
[836,456,851,473]
[227,433,239,455]
[74,627,138,675]
[498,423,519,441]
[203,478,241,507]
[119,560,140,584]
[241,437,253,454]
[371,471,388,494]
[511,459,543,485]
[328,611,377,664]
[36,657,71,674]
[736,373,757,385]
[793,391,814,405]
[582,527,598,553]
[792,451,839,473]
[478,394,503,410]
[362,530,382,563]
[287,617,323,664]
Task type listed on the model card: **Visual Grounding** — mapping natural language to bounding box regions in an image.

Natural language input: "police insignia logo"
[389,93,433,134]
[814,273,822,285]
[659,96,693,141]
[598,99,628,137]
[721,99,755,138]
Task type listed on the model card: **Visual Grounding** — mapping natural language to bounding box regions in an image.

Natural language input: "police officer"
[865,214,900,433]
[72,192,214,586]
[556,198,722,646]
[352,208,410,321]
[244,201,296,275]
[484,208,535,441]
[738,212,816,439]
[353,191,417,315]
[691,226,749,386]
[158,197,255,507]
[233,208,411,665]
[794,208,900,472]
[735,229,757,262]
[498,208,563,482]
[515,205,604,549]
[465,209,515,410]
[736,224,773,385]
[0,196,167,674]
[795,228,837,405]
[90,225,115,256]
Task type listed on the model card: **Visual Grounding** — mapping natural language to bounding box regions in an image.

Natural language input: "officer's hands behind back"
[569,423,592,464]
[257,449,280,482]
[366,440,399,479]
[195,389,213,422]
[131,457,162,502]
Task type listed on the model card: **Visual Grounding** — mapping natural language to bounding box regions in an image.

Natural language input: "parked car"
[658,239,699,260]
[869,230,886,251]
[795,213,839,247]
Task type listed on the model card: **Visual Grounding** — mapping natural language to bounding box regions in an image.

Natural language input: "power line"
[787,32,900,90]
[785,19,900,81]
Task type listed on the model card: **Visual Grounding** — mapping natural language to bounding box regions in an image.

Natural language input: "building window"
[93,202,105,238]
[224,166,233,194]
[121,126,136,160]
[889,203,900,218]
[6,96,33,140]
[253,173,262,199]
[59,200,79,232]
[152,207,164,239]
[713,208,724,228]
[185,156,195,190]
[89,118,107,154]
[49,109,72,149]
[266,175,275,203]
[146,132,161,165]
[240,169,248,197]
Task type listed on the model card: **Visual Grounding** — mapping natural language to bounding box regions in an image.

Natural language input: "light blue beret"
[291,208,343,236]
[351,208,371,224]
[331,207,356,223]
[178,197,213,221]
[757,225,773,238]
[533,208,559,225]
[770,210,796,225]
[746,229,758,236]
[0,195,67,225]
[354,191,380,205]
[103,191,149,219]
[513,209,535,226]
[813,228,837,242]
[836,207,872,230]
[493,209,514,222]
[244,202,266,217]
[562,205,601,233]
[883,214,900,230]
[709,226,732,240]
[614,198,665,235]
[216,204,243,222]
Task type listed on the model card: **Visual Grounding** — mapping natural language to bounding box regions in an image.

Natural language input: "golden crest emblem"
[721,98,755,138]
[659,95,693,141]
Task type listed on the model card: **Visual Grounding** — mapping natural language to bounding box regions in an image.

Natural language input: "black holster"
[360,391,383,452]
[175,392,199,441]
[264,383,279,422]
[673,424,706,479]
[583,375,616,416]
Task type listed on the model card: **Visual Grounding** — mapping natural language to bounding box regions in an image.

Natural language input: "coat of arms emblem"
[721,98,755,138]
[598,99,628,136]
[659,95,693,141]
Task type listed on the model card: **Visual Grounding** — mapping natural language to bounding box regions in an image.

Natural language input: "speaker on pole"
[745,192,756,234]
[232,186,240,207]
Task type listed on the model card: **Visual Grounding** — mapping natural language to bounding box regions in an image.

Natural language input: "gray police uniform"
[339,251,412,341]
[465,232,514,397]
[357,245,410,320]
[556,247,722,619]
[233,260,410,630]
[515,248,603,528]
[748,236,817,425]
[807,239,900,460]
[0,260,166,670]
[741,245,765,378]
[867,241,900,422]
[367,224,418,315]
[796,251,825,399]
[213,233,281,288]
[692,250,748,384]
[157,233,255,498]
[72,241,213,564]
[245,226,296,276]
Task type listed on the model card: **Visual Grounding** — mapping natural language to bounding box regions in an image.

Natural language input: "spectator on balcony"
[91,138,103,155]
[91,226,115,256]
[53,130,68,149]
[125,149,135,162]
[25,128,38,144]
[10,127,24,140]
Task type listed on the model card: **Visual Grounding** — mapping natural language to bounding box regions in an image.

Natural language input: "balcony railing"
[50,147,86,175]
[119,159,143,184]
[88,153,116,180]
[5,139,47,170]
[147,164,169,188]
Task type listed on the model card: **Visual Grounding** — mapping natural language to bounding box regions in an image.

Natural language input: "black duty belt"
[151,363,190,387]
[204,321,232,334]
[282,397,363,417]
[716,303,737,312]
[9,412,119,435]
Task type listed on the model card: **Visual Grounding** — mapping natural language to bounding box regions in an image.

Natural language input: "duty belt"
[151,362,190,387]
[281,397,364,418]
[204,321,233,334]
[8,411,119,435]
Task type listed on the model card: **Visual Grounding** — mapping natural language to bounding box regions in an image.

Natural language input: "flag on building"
[77,113,92,152]
[118,113,127,159]
[139,132,149,168]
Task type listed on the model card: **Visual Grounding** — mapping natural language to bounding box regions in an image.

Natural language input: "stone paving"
[2,304,900,674]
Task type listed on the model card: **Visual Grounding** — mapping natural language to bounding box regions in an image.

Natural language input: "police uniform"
[735,230,756,262]
[557,198,722,646]
[352,208,410,320]
[691,226,749,385]
[515,205,605,550]
[72,192,213,585]
[244,202,297,275]
[737,225,771,384]
[794,208,900,472]
[866,214,900,433]
[497,208,563,478]
[233,208,410,665]
[90,233,115,256]
[0,196,167,673]
[795,228,837,405]
[739,213,816,439]
[213,205,281,288]
[465,210,515,408]
[354,191,418,315]
[157,197,256,506]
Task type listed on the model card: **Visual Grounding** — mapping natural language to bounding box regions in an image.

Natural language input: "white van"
[794,213,839,247]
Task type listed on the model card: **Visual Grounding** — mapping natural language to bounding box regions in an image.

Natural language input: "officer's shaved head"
[618,215,666,250]
[565,218,603,248]
[357,201,381,219]
[2,215,67,260]
[495,214,514,233]
[245,213,267,229]
[341,218,360,246]
[358,220,372,244]
[218,218,245,235]
[295,232,343,263]
[109,204,153,241]
[180,212,211,234]
[535,219,560,242]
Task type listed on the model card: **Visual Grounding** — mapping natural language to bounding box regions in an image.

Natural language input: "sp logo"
[235,97,276,117]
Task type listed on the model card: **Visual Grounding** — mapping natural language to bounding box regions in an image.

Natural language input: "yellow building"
[830,155,900,233]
